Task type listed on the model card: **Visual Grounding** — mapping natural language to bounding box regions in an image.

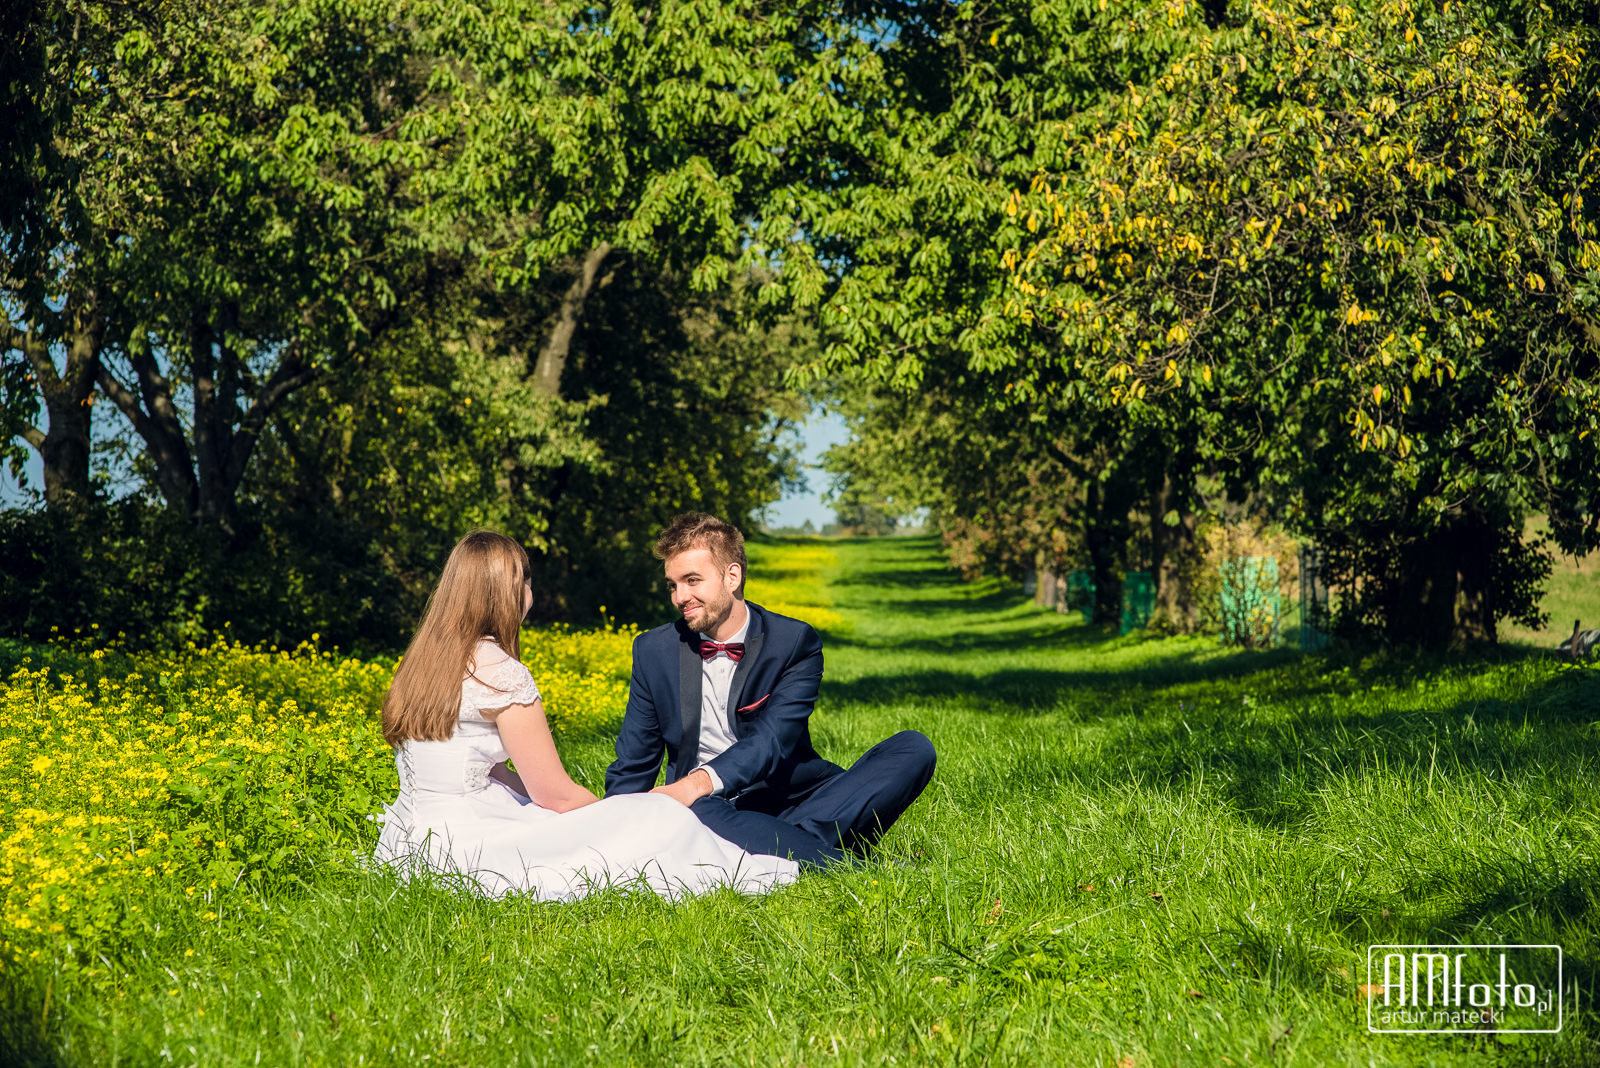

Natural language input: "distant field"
[3,537,1596,1066]
[1503,517,1600,648]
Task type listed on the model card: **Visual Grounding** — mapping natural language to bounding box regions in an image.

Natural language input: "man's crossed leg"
[691,730,936,867]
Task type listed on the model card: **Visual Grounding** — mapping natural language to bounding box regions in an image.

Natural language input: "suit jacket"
[604,601,832,800]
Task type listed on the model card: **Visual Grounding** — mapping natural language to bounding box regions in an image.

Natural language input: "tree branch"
[225,347,319,493]
[533,242,613,397]
[98,349,199,516]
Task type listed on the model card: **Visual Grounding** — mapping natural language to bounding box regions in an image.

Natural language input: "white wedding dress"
[374,639,798,900]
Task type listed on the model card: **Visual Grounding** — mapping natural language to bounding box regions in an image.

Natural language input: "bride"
[374,530,798,899]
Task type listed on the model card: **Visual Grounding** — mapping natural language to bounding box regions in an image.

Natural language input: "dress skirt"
[376,777,798,900]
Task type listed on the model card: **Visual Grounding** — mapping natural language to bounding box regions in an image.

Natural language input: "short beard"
[693,589,735,634]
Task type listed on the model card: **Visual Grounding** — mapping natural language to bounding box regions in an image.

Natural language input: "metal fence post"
[1299,544,1329,650]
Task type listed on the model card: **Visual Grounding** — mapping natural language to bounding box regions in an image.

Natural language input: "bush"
[1319,515,1552,646]
[0,623,635,964]
[0,499,412,652]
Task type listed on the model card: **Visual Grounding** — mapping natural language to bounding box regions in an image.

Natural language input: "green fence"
[1065,570,1095,624]
[1298,544,1329,650]
[1121,571,1154,634]
[1219,556,1279,647]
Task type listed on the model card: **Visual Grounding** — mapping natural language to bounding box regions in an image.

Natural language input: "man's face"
[664,547,743,633]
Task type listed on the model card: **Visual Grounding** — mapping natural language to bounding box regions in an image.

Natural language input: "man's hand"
[651,769,714,807]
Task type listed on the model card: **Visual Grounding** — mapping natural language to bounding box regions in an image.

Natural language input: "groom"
[604,513,936,866]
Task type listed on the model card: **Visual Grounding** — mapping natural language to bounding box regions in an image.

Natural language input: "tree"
[407,0,896,334]
[523,263,812,620]
[781,0,1189,378]
[6,0,892,519]
[2,0,432,527]
[775,0,1216,621]
[1000,0,1599,645]
[824,369,1208,626]
[246,258,812,628]
[1,0,148,506]
[2,0,892,641]
[94,0,430,532]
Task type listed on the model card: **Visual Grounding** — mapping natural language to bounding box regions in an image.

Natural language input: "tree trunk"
[533,243,612,397]
[99,310,317,531]
[189,309,228,524]
[97,338,201,517]
[4,291,101,508]
[1034,551,1058,608]
[1150,472,1199,632]
[1389,510,1498,649]
[1448,511,1497,647]
[1084,479,1128,625]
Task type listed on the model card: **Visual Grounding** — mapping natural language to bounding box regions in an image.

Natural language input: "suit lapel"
[725,605,765,738]
[674,623,702,781]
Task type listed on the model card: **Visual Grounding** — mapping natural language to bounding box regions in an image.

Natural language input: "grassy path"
[13,536,1600,1067]
[788,536,1600,1065]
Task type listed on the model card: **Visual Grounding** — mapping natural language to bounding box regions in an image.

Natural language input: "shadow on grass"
[1047,667,1600,829]
[0,970,69,1068]
[854,654,1598,845]
[824,614,1113,655]
[821,647,1303,713]
[832,564,971,592]
[1315,855,1600,1018]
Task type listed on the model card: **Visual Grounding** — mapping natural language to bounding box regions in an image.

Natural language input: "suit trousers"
[690,729,936,868]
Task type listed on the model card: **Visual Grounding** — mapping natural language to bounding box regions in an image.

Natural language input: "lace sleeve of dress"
[467,652,542,715]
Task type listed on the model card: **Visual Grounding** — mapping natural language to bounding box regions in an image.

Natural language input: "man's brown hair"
[655,513,747,579]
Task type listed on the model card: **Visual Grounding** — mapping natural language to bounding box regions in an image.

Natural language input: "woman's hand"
[493,698,599,812]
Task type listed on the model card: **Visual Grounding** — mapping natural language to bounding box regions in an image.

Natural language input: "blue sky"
[763,410,850,529]
[1,447,42,507]
[4,408,860,528]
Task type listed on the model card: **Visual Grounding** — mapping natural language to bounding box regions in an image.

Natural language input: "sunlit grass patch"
[746,539,847,633]
[6,538,1600,1067]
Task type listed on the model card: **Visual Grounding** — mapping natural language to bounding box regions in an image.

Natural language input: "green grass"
[8,536,1600,1067]
[1503,518,1600,648]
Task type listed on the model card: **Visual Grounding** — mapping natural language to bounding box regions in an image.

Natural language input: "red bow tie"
[699,640,745,662]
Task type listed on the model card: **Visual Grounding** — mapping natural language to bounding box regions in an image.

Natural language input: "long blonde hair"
[382,530,530,748]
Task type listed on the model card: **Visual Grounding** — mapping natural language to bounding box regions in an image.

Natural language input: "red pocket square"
[737,693,770,714]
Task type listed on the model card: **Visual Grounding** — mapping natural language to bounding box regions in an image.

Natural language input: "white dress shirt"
[693,606,749,795]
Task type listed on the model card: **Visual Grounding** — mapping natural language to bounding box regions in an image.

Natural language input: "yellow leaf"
[989,30,999,46]
[1372,384,1383,403]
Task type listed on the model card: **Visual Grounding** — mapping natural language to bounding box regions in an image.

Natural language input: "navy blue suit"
[604,602,935,866]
